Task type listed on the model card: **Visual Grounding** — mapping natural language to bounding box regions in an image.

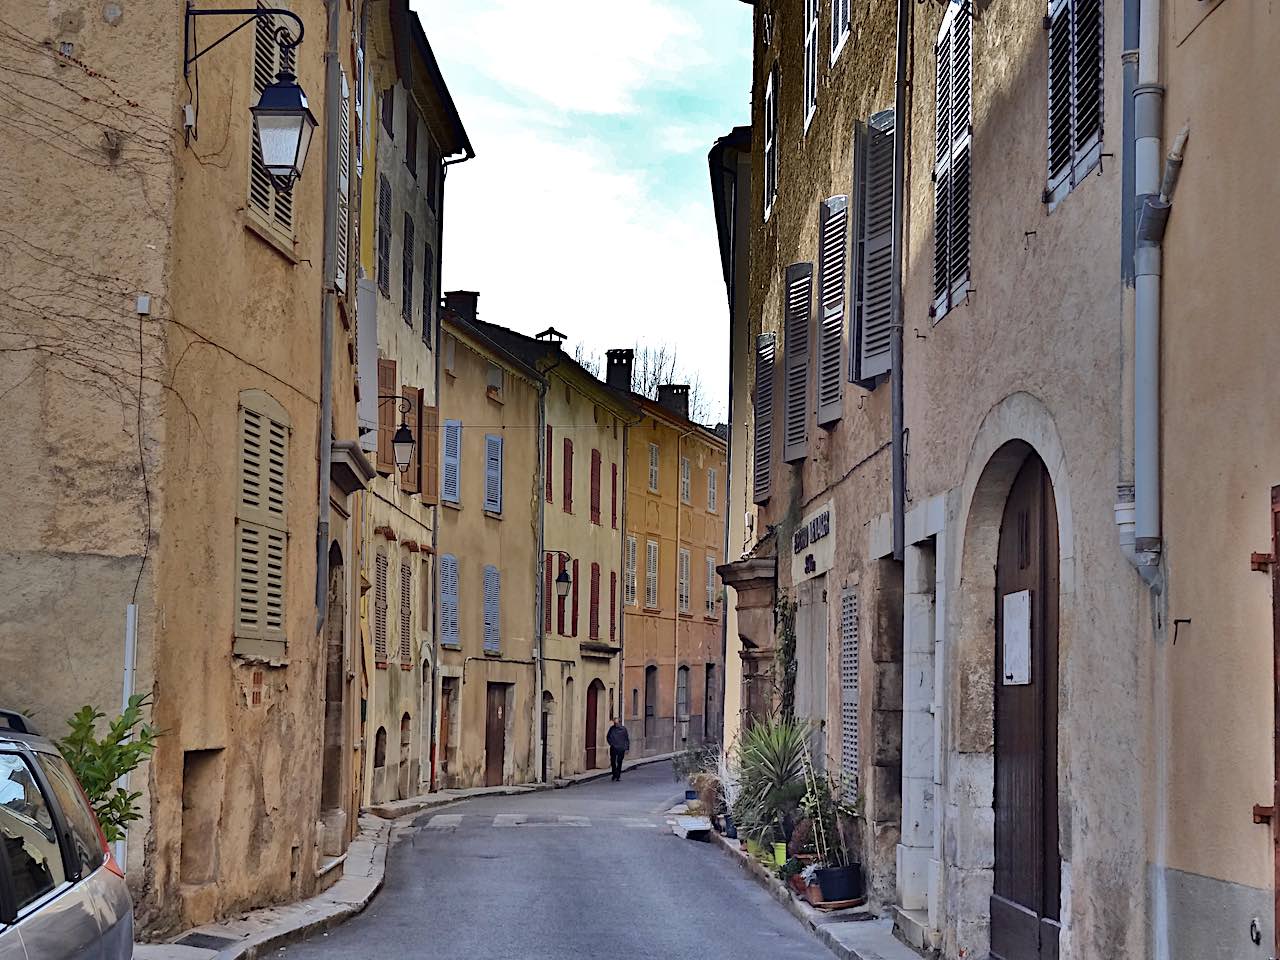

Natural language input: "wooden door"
[439,681,453,777]
[644,666,658,747]
[991,453,1060,960]
[585,682,600,769]
[485,684,506,787]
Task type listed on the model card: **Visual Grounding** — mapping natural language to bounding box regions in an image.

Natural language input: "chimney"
[444,290,479,323]
[656,384,690,420]
[606,348,634,393]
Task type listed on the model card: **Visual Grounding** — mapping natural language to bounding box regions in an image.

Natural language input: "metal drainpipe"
[672,426,695,755]
[534,379,548,781]
[888,0,910,564]
[315,0,341,632]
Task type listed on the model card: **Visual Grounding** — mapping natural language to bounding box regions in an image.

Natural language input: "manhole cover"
[177,932,240,950]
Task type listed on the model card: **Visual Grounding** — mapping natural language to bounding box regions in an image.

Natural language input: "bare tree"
[572,341,600,377]
[569,341,714,424]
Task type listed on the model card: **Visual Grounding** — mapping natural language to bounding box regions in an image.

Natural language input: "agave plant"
[730,717,810,844]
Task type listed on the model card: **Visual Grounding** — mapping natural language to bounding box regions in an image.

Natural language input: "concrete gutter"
[708,832,923,960]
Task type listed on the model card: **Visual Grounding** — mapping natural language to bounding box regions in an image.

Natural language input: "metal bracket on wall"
[1251,552,1275,572]
[1253,803,1274,824]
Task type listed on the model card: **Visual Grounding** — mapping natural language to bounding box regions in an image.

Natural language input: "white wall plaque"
[1002,590,1031,685]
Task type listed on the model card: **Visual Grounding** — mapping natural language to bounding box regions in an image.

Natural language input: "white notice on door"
[1002,590,1031,685]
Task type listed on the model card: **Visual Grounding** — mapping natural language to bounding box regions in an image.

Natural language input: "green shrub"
[57,694,158,842]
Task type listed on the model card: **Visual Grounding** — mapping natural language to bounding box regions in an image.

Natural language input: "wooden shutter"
[421,555,432,631]
[831,0,850,57]
[817,195,848,423]
[680,457,690,502]
[234,397,289,659]
[645,541,658,608]
[706,556,717,616]
[590,449,602,524]
[421,404,439,503]
[708,468,718,513]
[442,420,461,503]
[678,549,690,613]
[764,65,778,215]
[571,559,580,637]
[557,554,567,634]
[610,571,617,639]
[545,426,554,502]
[381,84,394,136]
[354,44,364,179]
[399,561,412,663]
[377,358,396,472]
[589,562,601,639]
[857,117,895,381]
[400,385,420,494]
[377,175,392,297]
[1073,0,1103,169]
[1048,0,1103,202]
[648,443,659,491]
[611,462,618,528]
[374,552,389,663]
[544,554,553,633]
[840,588,861,783]
[405,103,417,177]
[440,554,458,646]
[782,263,812,463]
[249,15,293,232]
[482,564,500,652]
[563,438,574,513]
[803,0,818,127]
[335,69,351,294]
[934,8,972,317]
[401,214,415,324]
[752,332,776,504]
[484,434,503,512]
[1047,0,1073,193]
[625,537,637,607]
[422,243,434,345]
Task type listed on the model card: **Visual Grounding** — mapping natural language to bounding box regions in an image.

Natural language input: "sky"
[412,0,753,423]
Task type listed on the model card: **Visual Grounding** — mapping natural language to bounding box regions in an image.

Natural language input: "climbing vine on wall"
[774,592,797,722]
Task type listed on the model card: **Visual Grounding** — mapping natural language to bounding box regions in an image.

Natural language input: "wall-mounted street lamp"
[184,3,317,188]
[549,551,573,598]
[377,395,416,473]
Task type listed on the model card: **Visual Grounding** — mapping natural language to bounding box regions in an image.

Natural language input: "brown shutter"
[421,401,439,503]
[563,438,574,513]
[557,554,567,635]
[609,571,617,639]
[545,426,554,503]
[590,562,601,639]
[400,385,420,494]
[544,553,553,633]
[611,463,618,528]
[377,357,396,473]
[571,558,580,637]
[590,449,602,525]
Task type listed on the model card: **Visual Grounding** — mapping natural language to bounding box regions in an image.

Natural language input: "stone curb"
[366,782,551,820]
[552,751,676,788]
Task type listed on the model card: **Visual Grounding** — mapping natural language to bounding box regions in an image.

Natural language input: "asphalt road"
[280,762,837,960]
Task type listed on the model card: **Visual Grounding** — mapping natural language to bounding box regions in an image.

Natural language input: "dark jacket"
[606,723,630,752]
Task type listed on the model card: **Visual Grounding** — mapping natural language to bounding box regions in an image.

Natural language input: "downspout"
[315,0,341,631]
[673,426,695,755]
[534,379,548,781]
[618,425,629,730]
[888,0,910,563]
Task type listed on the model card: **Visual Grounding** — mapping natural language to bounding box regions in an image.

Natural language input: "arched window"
[676,666,690,720]
[373,727,387,768]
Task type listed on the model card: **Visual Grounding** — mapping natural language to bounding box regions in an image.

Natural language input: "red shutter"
[557,554,567,635]
[611,463,618,529]
[590,449,602,525]
[589,563,600,638]
[545,426,553,503]
[544,552,552,633]
[571,558,579,636]
[563,438,574,513]
[609,571,617,639]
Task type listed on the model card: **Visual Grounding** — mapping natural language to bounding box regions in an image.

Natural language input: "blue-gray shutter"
[933,9,971,317]
[483,564,500,652]
[857,114,895,381]
[752,332,776,504]
[440,554,459,646]
[782,263,812,463]
[484,434,503,512]
[442,420,461,503]
[817,196,848,425]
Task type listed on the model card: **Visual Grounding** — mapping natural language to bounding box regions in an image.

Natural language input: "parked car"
[0,710,132,959]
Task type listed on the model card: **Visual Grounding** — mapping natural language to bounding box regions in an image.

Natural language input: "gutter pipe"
[889,0,910,562]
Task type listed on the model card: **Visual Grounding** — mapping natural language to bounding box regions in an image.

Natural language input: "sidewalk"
[135,752,676,958]
[709,831,925,960]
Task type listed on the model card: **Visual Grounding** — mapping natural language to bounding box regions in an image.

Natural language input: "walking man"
[606,716,630,781]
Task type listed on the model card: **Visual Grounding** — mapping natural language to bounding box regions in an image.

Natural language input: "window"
[590,448,602,525]
[933,5,972,320]
[680,457,691,503]
[36,753,105,878]
[440,554,459,646]
[374,551,389,663]
[402,213,415,325]
[563,438,574,513]
[852,113,896,381]
[763,63,778,219]
[830,0,850,62]
[234,391,289,661]
[840,588,861,783]
[249,14,294,233]
[625,536,638,607]
[422,243,434,346]
[483,564,500,652]
[0,754,64,911]
[611,462,618,528]
[752,333,776,504]
[404,101,417,177]
[335,69,351,294]
[803,0,819,130]
[399,561,412,663]
[376,174,392,297]
[557,554,568,634]
[610,571,617,639]
[1047,0,1103,205]
[678,548,691,614]
[426,135,439,211]
[817,195,848,424]
[648,442,660,492]
[783,263,812,463]
[545,426,554,503]
[442,420,462,504]
[707,468,718,513]
[380,85,394,137]
[705,555,718,616]
[632,688,639,719]
[645,540,659,609]
[676,666,690,720]
[543,553,553,633]
[589,562,601,638]
[484,434,504,513]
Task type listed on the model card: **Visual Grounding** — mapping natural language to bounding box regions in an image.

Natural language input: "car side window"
[35,753,104,877]
[0,753,66,911]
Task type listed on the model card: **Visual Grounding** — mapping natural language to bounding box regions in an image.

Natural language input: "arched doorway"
[991,451,1060,960]
[585,679,605,769]
[541,691,556,783]
[398,712,412,799]
[643,664,658,752]
[564,676,575,776]
[321,543,345,812]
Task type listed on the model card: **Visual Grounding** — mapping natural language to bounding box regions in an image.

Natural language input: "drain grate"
[177,932,240,950]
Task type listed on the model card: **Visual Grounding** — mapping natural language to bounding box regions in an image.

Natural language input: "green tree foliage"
[57,694,158,842]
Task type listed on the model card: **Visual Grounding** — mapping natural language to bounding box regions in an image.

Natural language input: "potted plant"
[729,717,809,854]
[800,749,864,904]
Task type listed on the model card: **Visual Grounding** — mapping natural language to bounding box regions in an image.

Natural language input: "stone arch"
[541,690,557,783]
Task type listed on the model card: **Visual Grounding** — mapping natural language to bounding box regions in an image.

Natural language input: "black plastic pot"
[815,864,864,903]
[723,815,738,839]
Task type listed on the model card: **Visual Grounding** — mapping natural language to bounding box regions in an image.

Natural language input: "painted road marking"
[557,815,591,827]
[425,814,463,829]
[493,814,528,827]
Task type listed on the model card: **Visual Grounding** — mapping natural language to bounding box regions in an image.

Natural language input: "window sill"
[399,662,412,671]
[483,509,503,520]
[444,367,457,379]
[483,649,502,658]
[441,642,461,652]
[703,615,720,623]
[244,214,299,265]
[486,386,504,405]
[643,606,662,615]
[442,500,462,511]
[375,661,389,670]
[678,611,694,620]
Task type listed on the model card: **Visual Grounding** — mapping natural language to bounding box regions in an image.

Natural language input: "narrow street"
[280,763,835,960]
